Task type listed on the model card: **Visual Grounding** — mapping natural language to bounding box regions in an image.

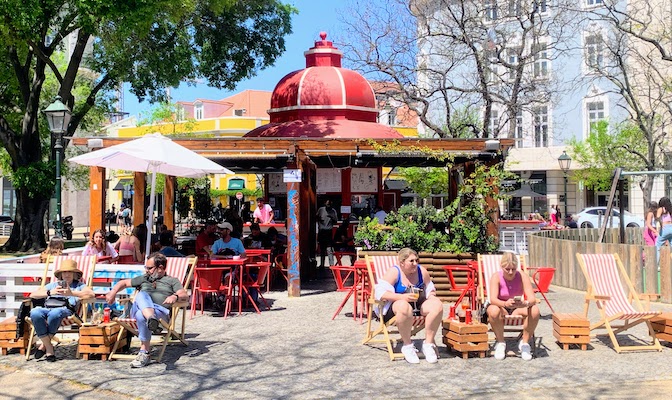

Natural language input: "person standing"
[644,201,659,246]
[316,200,338,268]
[656,197,672,259]
[253,198,274,224]
[549,205,558,225]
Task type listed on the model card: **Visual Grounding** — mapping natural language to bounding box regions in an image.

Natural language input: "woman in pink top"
[644,201,659,246]
[486,252,539,361]
[82,229,118,262]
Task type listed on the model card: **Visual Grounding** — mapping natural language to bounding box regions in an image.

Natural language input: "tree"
[339,0,577,139]
[565,3,672,212]
[137,102,198,137]
[0,0,295,251]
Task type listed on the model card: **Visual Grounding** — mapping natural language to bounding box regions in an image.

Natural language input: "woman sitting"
[82,228,118,262]
[486,252,540,361]
[374,248,444,364]
[28,260,94,362]
[114,225,143,262]
[38,237,64,263]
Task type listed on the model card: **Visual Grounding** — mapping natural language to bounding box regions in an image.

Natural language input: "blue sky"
[124,0,347,118]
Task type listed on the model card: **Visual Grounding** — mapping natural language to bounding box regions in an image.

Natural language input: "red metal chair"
[241,262,271,313]
[442,264,478,311]
[530,267,556,313]
[268,253,288,291]
[191,267,233,319]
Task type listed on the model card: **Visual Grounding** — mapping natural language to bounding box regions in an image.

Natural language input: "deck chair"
[109,256,197,362]
[361,255,425,361]
[25,255,98,360]
[478,254,538,355]
[576,253,662,353]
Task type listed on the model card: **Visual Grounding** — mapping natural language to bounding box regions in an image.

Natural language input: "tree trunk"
[3,188,49,252]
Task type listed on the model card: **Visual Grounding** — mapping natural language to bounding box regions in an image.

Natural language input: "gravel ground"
[2,277,672,399]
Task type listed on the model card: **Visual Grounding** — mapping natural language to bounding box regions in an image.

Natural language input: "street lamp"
[558,150,572,219]
[43,96,72,238]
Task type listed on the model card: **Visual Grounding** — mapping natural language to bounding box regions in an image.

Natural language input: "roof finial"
[320,31,327,41]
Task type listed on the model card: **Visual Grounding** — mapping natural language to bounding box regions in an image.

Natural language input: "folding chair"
[25,255,98,360]
[576,253,662,353]
[530,267,556,313]
[477,254,538,355]
[109,256,197,362]
[361,255,425,361]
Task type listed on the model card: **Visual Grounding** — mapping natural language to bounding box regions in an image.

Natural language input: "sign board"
[235,192,244,200]
[350,168,378,193]
[283,169,302,183]
[268,173,285,193]
[340,206,351,214]
[317,168,342,193]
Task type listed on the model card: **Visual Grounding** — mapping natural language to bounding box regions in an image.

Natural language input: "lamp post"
[558,150,572,220]
[43,96,72,238]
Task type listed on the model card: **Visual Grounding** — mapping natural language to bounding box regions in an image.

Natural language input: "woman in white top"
[82,229,118,261]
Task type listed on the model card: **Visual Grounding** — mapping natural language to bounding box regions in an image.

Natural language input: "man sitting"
[195,221,217,255]
[158,230,185,257]
[105,253,188,368]
[211,222,246,257]
[243,223,272,249]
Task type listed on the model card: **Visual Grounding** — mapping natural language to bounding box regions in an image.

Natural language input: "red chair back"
[196,268,225,291]
[116,254,136,264]
[532,267,555,293]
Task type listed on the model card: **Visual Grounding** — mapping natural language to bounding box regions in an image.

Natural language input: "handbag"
[44,296,74,311]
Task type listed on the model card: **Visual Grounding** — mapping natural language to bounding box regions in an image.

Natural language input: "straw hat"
[54,259,83,279]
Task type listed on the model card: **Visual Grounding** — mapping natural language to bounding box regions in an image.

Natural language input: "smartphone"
[59,280,67,288]
[513,295,523,302]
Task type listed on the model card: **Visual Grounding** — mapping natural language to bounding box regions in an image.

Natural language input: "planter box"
[0,316,29,355]
[78,322,124,360]
[441,318,489,359]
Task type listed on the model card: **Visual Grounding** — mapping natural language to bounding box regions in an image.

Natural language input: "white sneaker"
[421,342,439,364]
[130,351,150,368]
[401,344,420,364]
[519,341,533,361]
[494,342,506,360]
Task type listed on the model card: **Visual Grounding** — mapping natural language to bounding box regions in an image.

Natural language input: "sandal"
[34,348,46,360]
[45,355,57,362]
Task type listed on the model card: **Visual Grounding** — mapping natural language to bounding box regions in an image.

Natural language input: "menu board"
[350,168,378,193]
[268,173,285,194]
[317,168,341,193]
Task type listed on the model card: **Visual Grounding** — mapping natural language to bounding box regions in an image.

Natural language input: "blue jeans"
[656,225,672,260]
[29,306,73,337]
[131,291,169,342]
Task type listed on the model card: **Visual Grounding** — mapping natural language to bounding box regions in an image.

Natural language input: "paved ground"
[2,277,672,399]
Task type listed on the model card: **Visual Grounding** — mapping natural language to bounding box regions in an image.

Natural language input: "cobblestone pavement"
[2,278,672,399]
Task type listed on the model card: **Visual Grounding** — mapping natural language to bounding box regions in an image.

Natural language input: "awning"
[112,179,133,191]
[384,179,408,191]
[227,178,246,190]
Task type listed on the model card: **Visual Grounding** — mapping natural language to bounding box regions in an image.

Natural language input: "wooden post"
[164,176,175,231]
[133,172,146,227]
[89,167,106,232]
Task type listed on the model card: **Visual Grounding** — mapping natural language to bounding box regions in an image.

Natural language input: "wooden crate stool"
[553,313,590,350]
[78,322,124,361]
[442,319,489,359]
[651,313,672,343]
[0,317,29,355]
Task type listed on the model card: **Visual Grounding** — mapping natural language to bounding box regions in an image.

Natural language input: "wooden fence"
[528,227,672,303]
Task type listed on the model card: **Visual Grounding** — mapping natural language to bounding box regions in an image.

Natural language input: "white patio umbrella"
[69,133,233,257]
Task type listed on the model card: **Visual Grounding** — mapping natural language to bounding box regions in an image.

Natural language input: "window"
[585,33,604,69]
[234,109,246,116]
[378,107,397,126]
[488,109,500,135]
[507,0,521,17]
[485,0,498,21]
[485,49,499,83]
[533,105,548,147]
[532,43,549,78]
[194,102,203,120]
[586,0,603,6]
[2,177,15,216]
[587,101,605,128]
[176,106,185,121]
[507,47,521,81]
[514,110,524,147]
[534,0,547,13]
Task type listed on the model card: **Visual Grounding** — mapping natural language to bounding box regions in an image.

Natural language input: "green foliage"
[12,162,56,198]
[355,162,509,254]
[137,102,198,136]
[397,167,448,198]
[568,120,648,191]
[210,188,262,198]
[192,179,213,220]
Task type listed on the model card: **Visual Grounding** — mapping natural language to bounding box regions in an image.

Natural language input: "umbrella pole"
[145,166,158,259]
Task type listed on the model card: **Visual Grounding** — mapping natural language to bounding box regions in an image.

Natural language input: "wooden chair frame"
[109,256,197,362]
[576,253,662,353]
[361,255,425,361]
[25,255,97,360]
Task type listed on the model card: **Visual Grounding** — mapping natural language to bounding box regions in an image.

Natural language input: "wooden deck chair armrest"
[172,300,189,308]
[637,293,660,300]
[588,294,611,301]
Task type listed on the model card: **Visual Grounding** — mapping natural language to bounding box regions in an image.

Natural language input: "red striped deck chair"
[25,255,97,360]
[109,256,197,362]
[478,254,529,328]
[576,253,662,353]
[362,254,426,361]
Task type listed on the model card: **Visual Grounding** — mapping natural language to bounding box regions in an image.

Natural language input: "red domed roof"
[245,32,402,139]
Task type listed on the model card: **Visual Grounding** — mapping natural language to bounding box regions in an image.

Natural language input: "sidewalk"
[2,280,672,399]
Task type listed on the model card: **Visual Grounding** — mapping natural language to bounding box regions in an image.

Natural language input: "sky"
[123,0,347,118]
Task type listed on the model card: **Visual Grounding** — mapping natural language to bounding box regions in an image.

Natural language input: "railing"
[0,223,13,236]
[0,263,144,318]
[528,227,672,303]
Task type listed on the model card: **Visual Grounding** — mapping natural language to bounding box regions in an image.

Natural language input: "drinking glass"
[409,287,421,316]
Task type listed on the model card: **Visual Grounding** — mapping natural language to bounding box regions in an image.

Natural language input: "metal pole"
[54,131,63,238]
[563,174,568,221]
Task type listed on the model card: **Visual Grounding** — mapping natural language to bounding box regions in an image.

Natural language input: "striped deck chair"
[25,255,97,360]
[109,256,197,362]
[576,253,662,353]
[361,255,426,361]
[478,254,529,328]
